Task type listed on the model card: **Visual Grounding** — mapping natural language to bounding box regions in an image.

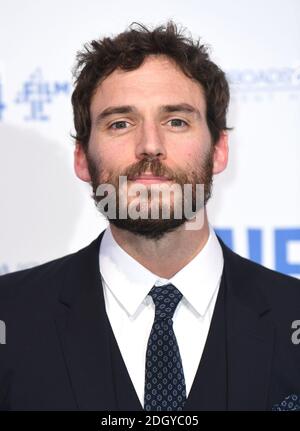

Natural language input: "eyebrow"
[94,103,201,126]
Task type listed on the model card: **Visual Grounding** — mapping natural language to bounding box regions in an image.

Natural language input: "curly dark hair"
[71,21,231,150]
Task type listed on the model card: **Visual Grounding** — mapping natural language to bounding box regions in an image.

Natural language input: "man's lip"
[129,175,171,181]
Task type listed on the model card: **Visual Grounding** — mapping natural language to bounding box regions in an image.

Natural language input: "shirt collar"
[99,224,224,317]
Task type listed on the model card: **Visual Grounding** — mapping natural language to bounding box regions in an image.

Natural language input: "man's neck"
[109,210,210,279]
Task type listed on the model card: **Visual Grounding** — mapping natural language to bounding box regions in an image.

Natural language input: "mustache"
[120,157,177,181]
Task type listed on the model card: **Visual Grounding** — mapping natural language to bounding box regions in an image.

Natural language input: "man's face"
[74,55,228,239]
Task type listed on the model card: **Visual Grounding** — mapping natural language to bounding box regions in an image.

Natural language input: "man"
[1,21,300,411]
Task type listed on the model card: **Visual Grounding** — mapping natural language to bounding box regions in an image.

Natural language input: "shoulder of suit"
[221,241,300,306]
[0,241,93,302]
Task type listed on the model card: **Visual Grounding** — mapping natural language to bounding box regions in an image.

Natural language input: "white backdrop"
[0,0,299,277]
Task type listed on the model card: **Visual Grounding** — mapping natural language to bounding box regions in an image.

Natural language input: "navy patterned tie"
[144,283,187,411]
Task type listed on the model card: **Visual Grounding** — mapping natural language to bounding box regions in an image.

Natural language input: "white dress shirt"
[99,223,224,407]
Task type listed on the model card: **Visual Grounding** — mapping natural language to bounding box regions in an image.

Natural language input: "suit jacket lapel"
[183,237,275,411]
[54,232,114,410]
[219,238,275,411]
[54,231,141,411]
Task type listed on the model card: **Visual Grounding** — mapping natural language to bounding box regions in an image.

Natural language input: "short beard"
[86,151,214,240]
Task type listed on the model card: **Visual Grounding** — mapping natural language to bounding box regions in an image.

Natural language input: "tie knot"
[148,283,183,320]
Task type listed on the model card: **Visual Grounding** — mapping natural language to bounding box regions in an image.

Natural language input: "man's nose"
[135,121,167,160]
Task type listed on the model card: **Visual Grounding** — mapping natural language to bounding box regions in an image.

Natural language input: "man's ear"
[212,130,229,175]
[74,141,91,182]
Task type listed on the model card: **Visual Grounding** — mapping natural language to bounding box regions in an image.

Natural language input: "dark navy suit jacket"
[1,230,300,410]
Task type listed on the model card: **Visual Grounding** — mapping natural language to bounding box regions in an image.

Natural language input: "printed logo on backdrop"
[0,68,71,122]
[227,65,300,102]
[214,228,300,277]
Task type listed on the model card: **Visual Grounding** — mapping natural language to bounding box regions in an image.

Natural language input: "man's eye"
[167,119,188,127]
[109,121,130,130]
